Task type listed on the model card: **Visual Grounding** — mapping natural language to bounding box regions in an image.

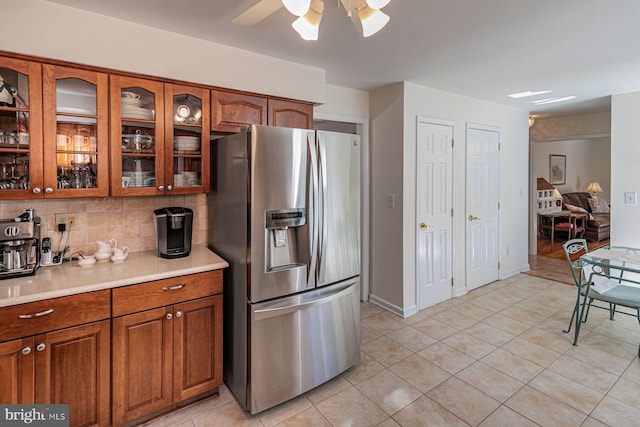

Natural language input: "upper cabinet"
[212,89,314,132]
[110,77,210,196]
[211,89,267,133]
[268,99,313,129]
[0,57,43,200]
[42,65,109,198]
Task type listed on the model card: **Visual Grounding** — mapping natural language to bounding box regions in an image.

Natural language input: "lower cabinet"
[0,320,110,427]
[112,294,223,426]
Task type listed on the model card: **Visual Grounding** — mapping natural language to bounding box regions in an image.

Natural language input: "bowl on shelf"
[77,256,96,267]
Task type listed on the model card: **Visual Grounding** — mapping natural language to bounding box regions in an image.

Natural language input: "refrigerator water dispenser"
[265,208,306,271]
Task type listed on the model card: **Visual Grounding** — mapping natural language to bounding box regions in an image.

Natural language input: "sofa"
[562,192,610,242]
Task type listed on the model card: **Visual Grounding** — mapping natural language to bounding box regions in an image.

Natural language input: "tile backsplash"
[0,194,207,257]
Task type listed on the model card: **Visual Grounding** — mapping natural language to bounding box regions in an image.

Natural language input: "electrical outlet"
[55,213,77,229]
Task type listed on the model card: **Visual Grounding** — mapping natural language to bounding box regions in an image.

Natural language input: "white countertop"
[0,246,228,307]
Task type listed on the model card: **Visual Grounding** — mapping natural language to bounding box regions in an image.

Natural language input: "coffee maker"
[0,208,40,279]
[153,207,193,259]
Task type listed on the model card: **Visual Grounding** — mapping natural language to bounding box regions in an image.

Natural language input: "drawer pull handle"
[166,313,173,320]
[162,284,186,291]
[22,346,31,355]
[36,343,46,352]
[18,308,54,319]
[175,311,182,318]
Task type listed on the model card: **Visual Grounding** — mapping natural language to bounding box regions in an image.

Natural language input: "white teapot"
[94,239,117,261]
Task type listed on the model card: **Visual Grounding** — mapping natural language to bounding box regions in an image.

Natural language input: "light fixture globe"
[292,7,323,40]
[366,0,391,9]
[358,6,390,37]
[283,0,311,16]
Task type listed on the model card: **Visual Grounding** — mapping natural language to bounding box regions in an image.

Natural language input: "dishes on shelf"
[122,105,154,120]
[174,136,200,152]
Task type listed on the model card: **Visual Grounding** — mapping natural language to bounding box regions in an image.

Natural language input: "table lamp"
[586,182,603,198]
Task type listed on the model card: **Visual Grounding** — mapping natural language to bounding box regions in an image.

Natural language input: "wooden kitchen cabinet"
[0,56,43,200]
[268,98,314,129]
[111,271,223,426]
[0,290,111,427]
[42,64,109,198]
[211,89,267,132]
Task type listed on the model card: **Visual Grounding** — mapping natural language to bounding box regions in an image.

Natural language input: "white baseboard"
[368,294,417,318]
[500,263,530,279]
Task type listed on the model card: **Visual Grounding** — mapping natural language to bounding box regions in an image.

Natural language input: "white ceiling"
[46,0,640,116]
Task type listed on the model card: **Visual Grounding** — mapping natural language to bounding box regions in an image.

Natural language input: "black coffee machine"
[153,207,193,258]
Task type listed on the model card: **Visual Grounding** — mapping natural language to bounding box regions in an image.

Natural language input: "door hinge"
[451,277,454,287]
[498,262,501,270]
[498,202,500,210]
[498,142,501,151]
[451,208,454,217]
[451,139,454,148]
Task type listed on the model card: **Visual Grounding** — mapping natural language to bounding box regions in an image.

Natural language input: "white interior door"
[417,118,453,310]
[466,124,500,290]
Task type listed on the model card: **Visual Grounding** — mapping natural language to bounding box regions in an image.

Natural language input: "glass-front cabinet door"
[0,57,43,199]
[110,75,164,196]
[43,65,109,198]
[165,84,210,194]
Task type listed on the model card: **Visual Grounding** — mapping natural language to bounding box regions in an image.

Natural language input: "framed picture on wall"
[549,154,566,185]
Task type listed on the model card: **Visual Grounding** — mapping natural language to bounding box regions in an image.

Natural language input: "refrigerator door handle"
[253,282,356,320]
[307,132,319,287]
[318,135,328,277]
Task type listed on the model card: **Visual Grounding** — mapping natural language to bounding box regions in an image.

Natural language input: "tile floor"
[143,274,640,427]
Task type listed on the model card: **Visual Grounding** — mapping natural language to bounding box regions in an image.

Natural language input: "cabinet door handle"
[21,346,31,355]
[32,187,41,194]
[158,185,164,191]
[45,187,54,194]
[36,343,46,352]
[175,311,182,318]
[162,284,186,291]
[166,185,173,191]
[166,313,173,320]
[19,308,54,319]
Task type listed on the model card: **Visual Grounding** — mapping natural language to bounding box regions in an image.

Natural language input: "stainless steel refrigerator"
[208,125,360,414]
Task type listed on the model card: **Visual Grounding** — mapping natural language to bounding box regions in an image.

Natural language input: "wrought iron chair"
[562,239,640,357]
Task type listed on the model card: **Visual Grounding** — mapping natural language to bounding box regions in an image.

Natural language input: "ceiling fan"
[232,0,391,40]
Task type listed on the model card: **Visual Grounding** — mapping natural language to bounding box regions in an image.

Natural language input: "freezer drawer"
[248,279,360,414]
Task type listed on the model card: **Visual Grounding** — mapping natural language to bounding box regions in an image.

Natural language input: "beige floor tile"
[191,399,262,427]
[621,359,640,384]
[355,369,422,415]
[450,302,495,320]
[342,352,386,385]
[362,312,407,334]
[499,305,548,325]
[315,386,387,426]
[548,354,619,394]
[411,317,459,340]
[187,387,236,419]
[431,310,478,330]
[362,336,413,367]
[400,305,448,325]
[477,405,539,427]
[305,375,351,406]
[257,395,312,427]
[505,386,586,427]
[144,408,193,427]
[513,299,564,318]
[482,313,532,335]
[442,331,497,359]
[591,395,640,427]
[529,370,603,414]
[456,361,524,402]
[607,377,640,408]
[463,322,515,347]
[391,395,468,427]
[481,348,545,383]
[520,326,574,353]
[388,353,451,393]
[593,322,640,347]
[274,407,331,427]
[376,417,401,427]
[361,301,386,319]
[386,326,437,352]
[501,336,562,367]
[361,324,383,344]
[563,342,632,376]
[417,342,475,374]
[579,417,609,427]
[427,377,500,426]
[469,295,511,313]
[579,330,638,360]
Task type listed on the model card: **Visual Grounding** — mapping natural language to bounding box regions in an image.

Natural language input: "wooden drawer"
[0,290,110,343]
[112,270,222,317]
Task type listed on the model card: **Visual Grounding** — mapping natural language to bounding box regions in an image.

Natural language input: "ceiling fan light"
[366,0,391,9]
[292,9,323,40]
[358,6,390,37]
[283,0,311,16]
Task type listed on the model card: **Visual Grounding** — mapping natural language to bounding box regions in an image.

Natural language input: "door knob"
[468,215,480,221]
[420,222,433,230]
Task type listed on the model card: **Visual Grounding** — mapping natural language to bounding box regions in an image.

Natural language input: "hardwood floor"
[525,236,609,285]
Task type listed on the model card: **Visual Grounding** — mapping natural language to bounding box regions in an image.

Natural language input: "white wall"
[315,84,369,119]
[611,91,640,247]
[369,82,529,316]
[534,138,611,201]
[1,0,325,103]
